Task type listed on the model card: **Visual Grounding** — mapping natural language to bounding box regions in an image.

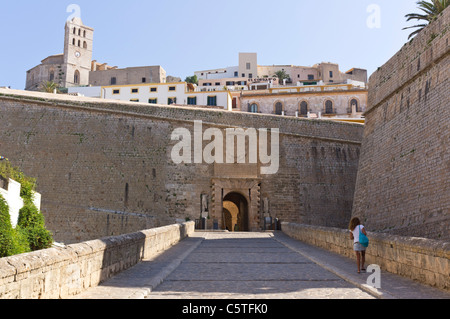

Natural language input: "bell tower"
[62,17,93,88]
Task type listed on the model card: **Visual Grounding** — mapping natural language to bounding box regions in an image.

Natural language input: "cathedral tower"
[62,17,93,88]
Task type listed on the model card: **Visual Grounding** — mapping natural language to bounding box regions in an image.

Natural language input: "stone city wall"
[282,222,449,291]
[0,88,363,244]
[0,222,194,299]
[352,7,450,240]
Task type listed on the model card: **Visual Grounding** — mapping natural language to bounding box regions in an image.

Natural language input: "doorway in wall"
[222,192,249,232]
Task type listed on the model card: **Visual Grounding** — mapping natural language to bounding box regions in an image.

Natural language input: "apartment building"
[195,53,367,89]
[98,82,232,110]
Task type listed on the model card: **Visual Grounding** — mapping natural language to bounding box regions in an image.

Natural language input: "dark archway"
[223,192,249,232]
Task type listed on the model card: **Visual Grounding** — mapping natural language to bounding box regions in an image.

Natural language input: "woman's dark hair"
[349,217,361,231]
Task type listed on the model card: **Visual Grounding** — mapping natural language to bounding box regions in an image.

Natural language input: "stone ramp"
[72,232,450,299]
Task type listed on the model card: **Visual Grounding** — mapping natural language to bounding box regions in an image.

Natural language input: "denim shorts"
[354,242,366,252]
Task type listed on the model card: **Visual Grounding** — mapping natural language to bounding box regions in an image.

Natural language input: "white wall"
[0,178,41,228]
[102,82,231,110]
[67,86,102,98]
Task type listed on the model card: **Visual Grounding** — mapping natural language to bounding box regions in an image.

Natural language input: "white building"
[69,82,233,110]
[0,178,41,228]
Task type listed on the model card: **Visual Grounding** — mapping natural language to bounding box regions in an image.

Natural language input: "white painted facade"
[100,82,232,111]
[0,178,41,228]
[67,86,102,98]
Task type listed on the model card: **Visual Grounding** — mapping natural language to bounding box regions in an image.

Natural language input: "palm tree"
[39,81,60,93]
[274,70,290,85]
[403,0,449,40]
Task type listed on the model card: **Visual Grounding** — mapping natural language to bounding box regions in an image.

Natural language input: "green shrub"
[0,195,14,258]
[0,159,36,201]
[18,202,45,228]
[10,226,31,256]
[24,225,53,251]
[1,159,53,256]
[18,202,53,251]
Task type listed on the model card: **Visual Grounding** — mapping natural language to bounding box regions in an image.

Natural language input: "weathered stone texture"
[0,222,194,299]
[282,222,450,291]
[352,7,450,240]
[0,89,363,244]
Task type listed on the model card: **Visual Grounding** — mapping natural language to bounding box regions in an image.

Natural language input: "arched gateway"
[211,178,262,232]
[223,192,249,232]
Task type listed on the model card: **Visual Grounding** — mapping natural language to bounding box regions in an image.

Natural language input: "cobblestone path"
[74,231,449,300]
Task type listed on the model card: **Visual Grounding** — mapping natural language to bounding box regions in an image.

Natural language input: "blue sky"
[0,0,421,89]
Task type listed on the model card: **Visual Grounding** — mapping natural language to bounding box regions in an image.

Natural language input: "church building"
[25,17,166,91]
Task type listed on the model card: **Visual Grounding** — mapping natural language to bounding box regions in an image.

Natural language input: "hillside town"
[24,17,368,123]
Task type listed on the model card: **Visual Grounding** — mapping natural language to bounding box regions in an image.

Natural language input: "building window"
[187,97,197,105]
[308,74,314,80]
[142,77,146,83]
[249,73,253,79]
[83,30,86,37]
[131,88,139,94]
[246,63,251,70]
[73,28,76,34]
[169,86,176,91]
[130,99,139,102]
[242,73,245,78]
[149,98,157,104]
[72,38,75,45]
[78,29,81,36]
[234,71,238,77]
[110,77,117,85]
[325,100,334,114]
[249,103,258,113]
[275,102,283,115]
[113,89,120,95]
[300,101,308,116]
[83,41,87,49]
[168,97,177,105]
[74,70,80,84]
[150,87,157,92]
[207,96,217,106]
[49,70,54,82]
[329,71,333,78]
[78,40,81,47]
[350,99,361,113]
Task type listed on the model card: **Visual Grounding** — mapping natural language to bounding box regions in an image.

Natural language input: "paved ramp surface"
[73,232,450,300]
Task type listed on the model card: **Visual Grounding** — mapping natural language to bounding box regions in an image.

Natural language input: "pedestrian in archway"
[349,217,368,273]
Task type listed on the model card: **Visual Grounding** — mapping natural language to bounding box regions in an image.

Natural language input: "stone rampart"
[0,88,363,243]
[281,222,449,291]
[0,222,194,299]
[352,7,450,240]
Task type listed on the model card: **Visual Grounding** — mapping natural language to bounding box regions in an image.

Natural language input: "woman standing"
[349,217,368,273]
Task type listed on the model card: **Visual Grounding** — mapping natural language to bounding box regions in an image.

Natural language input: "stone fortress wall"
[352,6,450,241]
[0,88,363,244]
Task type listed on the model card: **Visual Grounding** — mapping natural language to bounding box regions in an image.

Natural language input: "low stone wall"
[0,222,195,299]
[281,222,449,291]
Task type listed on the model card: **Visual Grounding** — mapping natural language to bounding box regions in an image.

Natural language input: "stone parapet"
[281,222,449,292]
[367,7,450,113]
[0,222,194,299]
[352,6,450,240]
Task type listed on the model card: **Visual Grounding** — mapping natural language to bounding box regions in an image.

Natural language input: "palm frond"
[404,0,449,39]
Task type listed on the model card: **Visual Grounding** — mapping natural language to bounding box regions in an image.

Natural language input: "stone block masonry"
[0,88,363,244]
[352,7,450,240]
[282,222,449,292]
[0,222,194,299]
